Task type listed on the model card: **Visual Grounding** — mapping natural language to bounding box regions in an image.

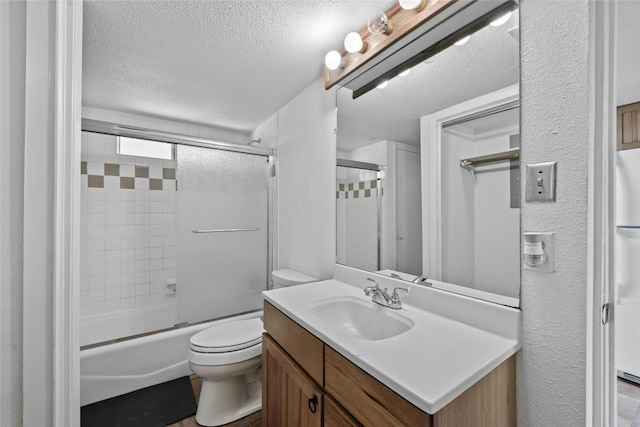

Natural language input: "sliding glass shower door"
[176,146,269,324]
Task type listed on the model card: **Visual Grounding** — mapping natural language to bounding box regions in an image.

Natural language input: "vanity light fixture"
[323,0,518,96]
[454,35,470,46]
[344,32,367,54]
[325,50,343,70]
[399,0,428,12]
[376,80,389,89]
[490,11,512,27]
[367,11,393,35]
[398,68,412,77]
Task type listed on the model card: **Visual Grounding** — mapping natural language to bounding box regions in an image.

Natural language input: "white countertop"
[263,265,521,414]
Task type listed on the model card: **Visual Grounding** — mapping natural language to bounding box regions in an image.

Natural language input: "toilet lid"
[190,318,263,353]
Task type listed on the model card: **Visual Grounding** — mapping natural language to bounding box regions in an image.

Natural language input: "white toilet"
[187,269,317,426]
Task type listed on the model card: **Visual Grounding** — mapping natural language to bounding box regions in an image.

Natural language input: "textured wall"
[519,1,590,425]
[0,2,25,425]
[277,79,336,280]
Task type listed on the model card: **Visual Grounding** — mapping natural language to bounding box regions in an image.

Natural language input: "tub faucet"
[364,278,408,310]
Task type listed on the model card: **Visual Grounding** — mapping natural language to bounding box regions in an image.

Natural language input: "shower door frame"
[81,119,275,332]
[336,158,384,272]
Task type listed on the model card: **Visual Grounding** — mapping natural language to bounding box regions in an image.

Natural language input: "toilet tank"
[271,269,317,289]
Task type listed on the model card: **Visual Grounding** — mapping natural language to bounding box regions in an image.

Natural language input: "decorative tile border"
[337,179,381,199]
[81,161,176,190]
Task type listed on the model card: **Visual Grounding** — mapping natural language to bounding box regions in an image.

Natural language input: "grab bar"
[191,228,260,234]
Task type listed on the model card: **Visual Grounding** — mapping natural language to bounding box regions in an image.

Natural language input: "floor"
[167,376,262,427]
[618,377,640,427]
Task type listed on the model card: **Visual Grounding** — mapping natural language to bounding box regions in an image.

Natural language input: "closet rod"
[191,228,260,234]
[460,148,519,170]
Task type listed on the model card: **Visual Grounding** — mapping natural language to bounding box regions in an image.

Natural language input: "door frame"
[52,1,83,425]
[420,84,519,285]
[587,0,616,425]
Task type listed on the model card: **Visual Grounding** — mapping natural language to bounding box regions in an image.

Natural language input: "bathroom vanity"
[262,265,521,427]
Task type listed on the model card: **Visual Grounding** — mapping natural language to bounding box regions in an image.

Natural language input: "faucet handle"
[388,287,409,309]
[364,278,381,296]
[392,287,409,299]
[391,287,409,303]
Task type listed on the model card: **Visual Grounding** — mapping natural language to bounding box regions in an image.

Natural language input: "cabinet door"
[324,395,362,427]
[618,102,640,151]
[262,334,323,427]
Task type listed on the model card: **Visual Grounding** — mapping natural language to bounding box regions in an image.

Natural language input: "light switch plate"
[526,162,557,202]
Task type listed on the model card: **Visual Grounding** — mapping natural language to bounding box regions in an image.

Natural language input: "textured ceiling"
[337,10,520,151]
[82,0,394,135]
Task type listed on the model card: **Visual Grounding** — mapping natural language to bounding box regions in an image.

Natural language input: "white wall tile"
[121,273,136,286]
[104,274,120,288]
[135,260,150,272]
[149,259,163,271]
[121,286,135,299]
[149,248,163,260]
[135,284,149,296]
[120,297,136,310]
[88,275,104,290]
[105,287,120,301]
[105,262,120,276]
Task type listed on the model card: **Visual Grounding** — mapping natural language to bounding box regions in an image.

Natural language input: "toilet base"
[194,368,262,427]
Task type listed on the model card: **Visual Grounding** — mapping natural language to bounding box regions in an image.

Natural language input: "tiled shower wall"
[80,131,177,317]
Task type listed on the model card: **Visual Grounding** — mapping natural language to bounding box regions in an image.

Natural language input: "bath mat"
[81,376,197,427]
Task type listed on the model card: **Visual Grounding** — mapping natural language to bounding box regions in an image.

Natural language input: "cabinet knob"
[308,395,318,414]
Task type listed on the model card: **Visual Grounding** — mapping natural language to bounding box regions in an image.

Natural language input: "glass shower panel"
[336,165,381,272]
[176,146,269,324]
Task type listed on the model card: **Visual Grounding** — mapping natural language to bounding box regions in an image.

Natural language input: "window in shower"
[117,136,175,160]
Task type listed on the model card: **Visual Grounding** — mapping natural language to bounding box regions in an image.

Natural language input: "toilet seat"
[188,317,263,366]
[190,317,263,353]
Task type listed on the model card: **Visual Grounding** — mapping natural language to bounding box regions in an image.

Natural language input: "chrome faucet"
[411,274,431,286]
[364,278,408,310]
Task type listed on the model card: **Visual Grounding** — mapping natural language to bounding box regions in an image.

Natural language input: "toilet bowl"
[188,317,263,427]
[188,269,317,426]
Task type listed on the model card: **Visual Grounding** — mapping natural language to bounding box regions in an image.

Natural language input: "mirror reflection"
[336,9,520,305]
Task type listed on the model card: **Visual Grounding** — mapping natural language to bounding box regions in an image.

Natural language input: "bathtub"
[80,303,178,347]
[80,310,263,406]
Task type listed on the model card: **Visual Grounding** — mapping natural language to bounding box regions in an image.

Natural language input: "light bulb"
[399,0,427,12]
[367,11,393,35]
[490,11,512,27]
[344,32,366,54]
[398,69,411,77]
[376,80,389,89]
[325,51,342,70]
[454,35,470,46]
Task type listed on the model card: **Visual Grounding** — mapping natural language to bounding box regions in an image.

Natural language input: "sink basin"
[308,296,415,341]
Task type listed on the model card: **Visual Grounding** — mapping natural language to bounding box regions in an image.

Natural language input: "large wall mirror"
[336,8,520,306]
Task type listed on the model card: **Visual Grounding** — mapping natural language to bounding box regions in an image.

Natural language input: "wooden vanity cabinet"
[262,301,516,427]
[323,396,362,427]
[262,334,323,427]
